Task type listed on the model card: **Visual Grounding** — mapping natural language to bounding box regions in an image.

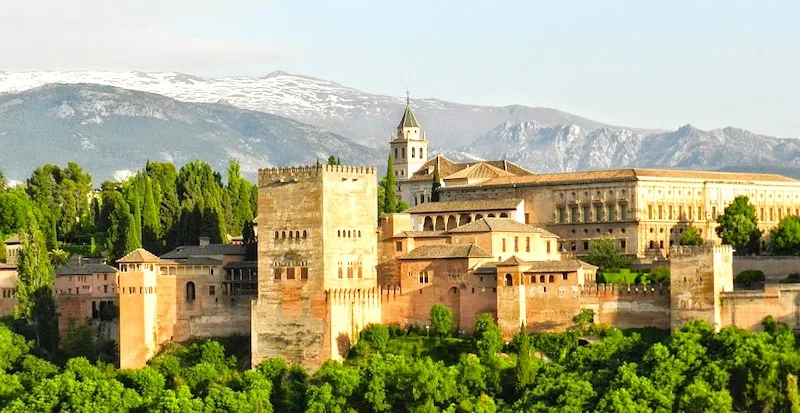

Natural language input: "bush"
[781,273,800,283]
[650,267,670,285]
[359,324,389,352]
[430,304,453,338]
[735,269,766,285]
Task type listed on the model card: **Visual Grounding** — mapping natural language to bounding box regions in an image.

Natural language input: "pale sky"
[1,1,799,138]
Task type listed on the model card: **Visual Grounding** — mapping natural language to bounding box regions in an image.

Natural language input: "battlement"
[258,164,378,186]
[669,245,734,257]
[326,287,381,304]
[580,283,669,296]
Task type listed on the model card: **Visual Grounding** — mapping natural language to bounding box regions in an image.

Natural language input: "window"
[658,205,663,220]
[418,272,430,284]
[570,206,579,223]
[540,275,545,283]
[514,237,519,252]
[526,237,530,252]
[531,275,536,283]
[338,267,343,279]
[394,148,398,159]
[209,285,216,296]
[504,274,513,286]
[583,205,591,223]
[502,238,506,252]
[104,285,108,293]
[570,242,576,251]
[549,275,555,283]
[620,204,628,221]
[620,240,627,249]
[411,147,416,158]
[301,267,309,280]
[595,205,603,222]
[698,207,703,220]
[186,282,196,301]
[275,231,279,239]
[347,266,354,279]
[557,207,566,224]
[103,274,108,281]
[583,241,589,251]
[274,268,282,280]
[287,268,296,280]
[546,240,551,253]
[562,273,568,281]
[608,205,616,221]
[358,267,363,278]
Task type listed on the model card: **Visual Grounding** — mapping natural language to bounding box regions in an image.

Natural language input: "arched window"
[548,275,555,283]
[420,148,424,158]
[449,286,459,295]
[540,275,545,283]
[357,230,361,237]
[504,274,513,286]
[487,213,496,218]
[303,230,307,238]
[347,230,351,238]
[282,231,286,239]
[475,214,483,220]
[295,231,300,239]
[289,231,293,239]
[412,147,416,158]
[394,148,398,159]
[274,231,278,239]
[499,213,508,218]
[186,282,196,301]
[531,275,536,283]
[337,230,341,237]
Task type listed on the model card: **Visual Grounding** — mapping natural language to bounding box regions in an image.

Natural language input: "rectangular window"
[395,241,403,252]
[526,237,530,252]
[301,267,309,280]
[658,205,663,220]
[558,207,566,224]
[546,241,551,253]
[274,268,281,280]
[595,205,604,222]
[679,206,684,219]
[287,268,296,280]
[570,242,576,251]
[688,206,694,220]
[760,208,765,221]
[659,240,664,249]
[583,241,589,251]
[347,266,353,279]
[338,267,343,279]
[104,274,108,281]
[607,205,616,221]
[583,205,591,223]
[712,206,717,219]
[770,208,774,221]
[514,237,519,252]
[209,285,216,296]
[648,205,653,220]
[562,273,568,281]
[620,240,627,249]
[502,238,506,252]
[104,285,108,293]
[620,204,628,221]
[698,207,703,220]
[358,267,363,278]
[668,205,673,220]
[570,206,579,223]
[525,213,530,224]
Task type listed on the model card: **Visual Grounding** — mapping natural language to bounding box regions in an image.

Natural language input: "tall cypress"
[384,156,397,213]
[141,177,161,252]
[431,162,441,202]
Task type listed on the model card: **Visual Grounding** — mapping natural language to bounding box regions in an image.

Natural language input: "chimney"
[199,236,211,246]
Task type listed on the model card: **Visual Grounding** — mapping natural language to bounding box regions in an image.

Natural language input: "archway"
[499,213,508,218]
[504,274,513,286]
[446,215,457,230]
[445,287,462,332]
[459,214,471,225]
[434,216,445,231]
[423,216,434,231]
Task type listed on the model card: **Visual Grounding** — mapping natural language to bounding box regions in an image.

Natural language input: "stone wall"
[580,284,671,330]
[733,256,800,282]
[720,284,800,331]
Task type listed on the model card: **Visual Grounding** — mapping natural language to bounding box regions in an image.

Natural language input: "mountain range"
[0,70,799,181]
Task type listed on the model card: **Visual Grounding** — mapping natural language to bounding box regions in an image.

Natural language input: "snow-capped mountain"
[459,122,800,173]
[0,70,617,149]
[0,83,381,181]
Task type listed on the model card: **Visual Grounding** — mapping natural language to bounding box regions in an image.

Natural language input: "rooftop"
[405,198,522,214]
[160,257,223,266]
[392,231,450,238]
[448,218,557,236]
[477,259,596,273]
[401,244,493,260]
[408,156,532,182]
[56,262,118,276]
[160,244,248,259]
[457,168,798,189]
[397,104,420,129]
[117,248,161,263]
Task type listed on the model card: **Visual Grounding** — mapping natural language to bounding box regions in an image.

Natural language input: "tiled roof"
[224,261,258,269]
[456,168,798,189]
[0,263,17,270]
[498,256,524,266]
[448,218,555,235]
[405,199,522,214]
[3,234,20,244]
[393,231,450,238]
[117,248,161,263]
[401,244,493,260]
[161,244,247,259]
[444,162,515,180]
[161,257,222,266]
[408,156,532,182]
[397,105,420,129]
[56,263,118,276]
[477,259,596,273]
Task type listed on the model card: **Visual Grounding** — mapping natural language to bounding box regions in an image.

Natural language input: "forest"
[1,304,800,412]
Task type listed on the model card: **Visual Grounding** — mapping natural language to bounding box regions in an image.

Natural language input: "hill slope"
[0,83,381,181]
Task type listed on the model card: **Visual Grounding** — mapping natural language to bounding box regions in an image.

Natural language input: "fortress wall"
[57,295,93,338]
[580,284,671,329]
[720,284,800,331]
[329,288,381,357]
[380,283,496,333]
[733,257,800,281]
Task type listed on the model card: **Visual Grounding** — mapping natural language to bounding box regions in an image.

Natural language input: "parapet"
[258,164,377,187]
[669,245,733,257]
[580,283,669,296]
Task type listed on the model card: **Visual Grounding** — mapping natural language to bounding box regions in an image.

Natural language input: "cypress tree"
[105,192,137,261]
[515,325,536,393]
[431,162,441,202]
[384,156,397,213]
[141,177,161,252]
[14,213,57,349]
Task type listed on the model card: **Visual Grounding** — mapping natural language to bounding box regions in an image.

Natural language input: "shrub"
[735,269,765,285]
[359,324,389,353]
[430,304,454,338]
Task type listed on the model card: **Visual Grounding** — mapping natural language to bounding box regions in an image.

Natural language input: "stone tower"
[117,249,160,369]
[668,245,734,331]
[251,164,382,370]
[389,93,428,183]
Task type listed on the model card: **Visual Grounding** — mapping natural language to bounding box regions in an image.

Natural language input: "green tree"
[359,324,390,353]
[430,304,453,338]
[0,170,7,193]
[680,226,704,246]
[14,215,58,350]
[716,196,759,254]
[431,161,441,202]
[585,237,631,271]
[104,191,138,261]
[47,248,69,267]
[145,161,180,250]
[382,156,397,214]
[326,156,341,166]
[572,308,594,330]
[515,326,535,393]
[735,269,765,286]
[474,313,503,360]
[769,216,800,255]
[141,176,161,252]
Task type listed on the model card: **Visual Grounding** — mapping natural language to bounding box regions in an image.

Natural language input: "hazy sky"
[1,1,799,138]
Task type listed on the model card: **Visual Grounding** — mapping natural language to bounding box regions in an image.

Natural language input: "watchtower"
[669,245,734,331]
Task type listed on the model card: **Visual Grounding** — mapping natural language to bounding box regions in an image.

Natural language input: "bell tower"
[389,91,428,186]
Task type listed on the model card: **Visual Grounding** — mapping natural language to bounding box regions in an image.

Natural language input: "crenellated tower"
[389,92,429,188]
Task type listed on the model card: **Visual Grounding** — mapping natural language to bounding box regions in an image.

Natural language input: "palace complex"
[0,102,800,370]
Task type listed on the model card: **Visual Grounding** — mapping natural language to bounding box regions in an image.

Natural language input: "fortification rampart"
[258,165,377,187]
[580,283,670,296]
[669,244,734,257]
[720,283,800,331]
